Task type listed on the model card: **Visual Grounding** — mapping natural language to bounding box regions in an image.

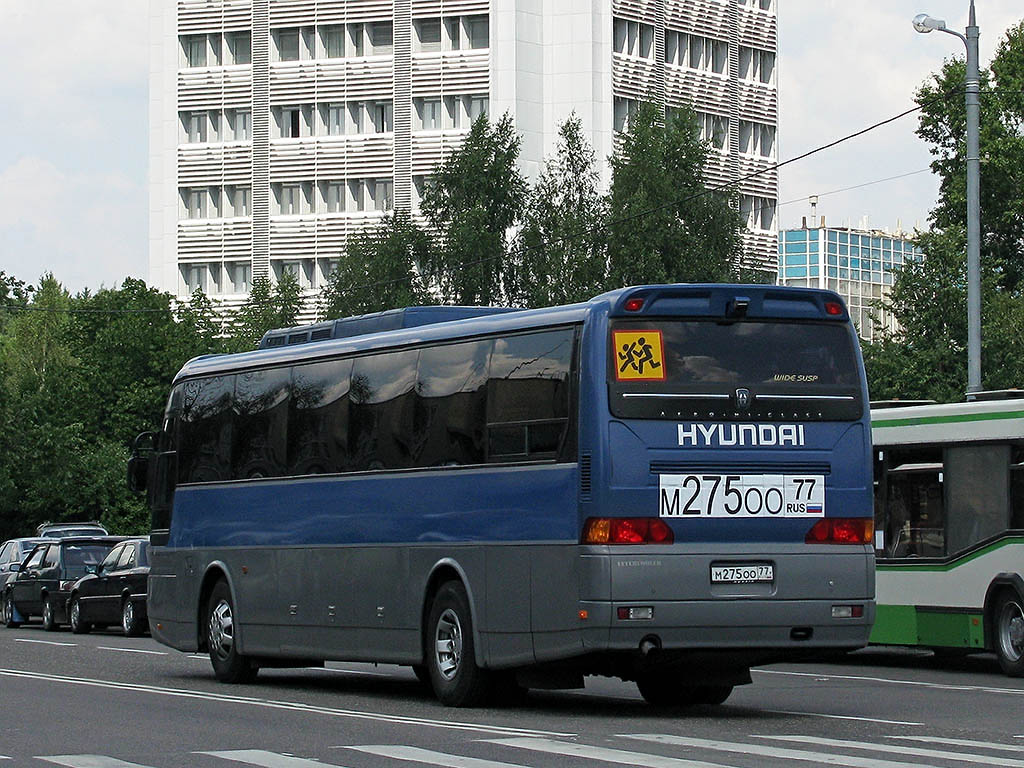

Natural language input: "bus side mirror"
[127,455,150,493]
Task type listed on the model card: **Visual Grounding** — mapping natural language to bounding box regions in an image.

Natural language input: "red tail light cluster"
[583,517,674,545]
[805,518,873,545]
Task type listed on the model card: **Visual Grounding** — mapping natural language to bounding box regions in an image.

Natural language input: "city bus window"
[288,358,353,475]
[349,350,419,470]
[1012,446,1024,529]
[487,329,573,461]
[883,447,944,558]
[233,368,291,479]
[945,444,1010,553]
[178,375,235,483]
[414,340,492,467]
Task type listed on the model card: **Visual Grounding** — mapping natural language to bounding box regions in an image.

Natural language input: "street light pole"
[913,1,982,398]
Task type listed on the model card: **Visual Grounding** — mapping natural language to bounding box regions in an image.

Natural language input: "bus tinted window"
[1013,446,1024,529]
[350,350,419,470]
[946,444,1011,552]
[487,329,573,460]
[179,375,235,483]
[289,358,353,475]
[609,320,861,421]
[233,368,290,478]
[415,340,492,467]
[880,447,944,558]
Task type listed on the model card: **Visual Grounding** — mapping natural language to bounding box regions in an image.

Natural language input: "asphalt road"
[1,622,1023,768]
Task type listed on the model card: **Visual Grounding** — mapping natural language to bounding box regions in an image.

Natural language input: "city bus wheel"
[994,592,1024,677]
[69,596,91,634]
[426,580,491,707]
[206,581,259,684]
[636,672,706,707]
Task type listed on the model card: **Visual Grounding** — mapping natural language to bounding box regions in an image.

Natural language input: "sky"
[0,1,1021,293]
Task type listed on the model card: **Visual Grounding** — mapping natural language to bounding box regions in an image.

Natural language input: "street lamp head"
[913,13,947,33]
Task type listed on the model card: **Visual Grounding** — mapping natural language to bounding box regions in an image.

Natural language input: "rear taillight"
[582,517,674,545]
[805,518,873,545]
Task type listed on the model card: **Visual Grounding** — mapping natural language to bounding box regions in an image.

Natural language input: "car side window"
[0,543,10,564]
[24,546,46,570]
[99,545,123,573]
[43,546,60,568]
[117,546,136,570]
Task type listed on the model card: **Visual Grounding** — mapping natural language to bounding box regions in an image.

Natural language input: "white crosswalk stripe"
[758,735,1024,767]
[486,737,739,768]
[200,750,346,768]
[37,758,158,768]
[346,745,531,768]
[891,736,1024,754]
[626,734,947,768]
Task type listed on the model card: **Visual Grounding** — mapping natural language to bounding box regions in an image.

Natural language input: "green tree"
[320,211,430,318]
[606,101,743,288]
[508,114,608,307]
[864,22,1024,401]
[420,113,528,305]
[229,271,305,349]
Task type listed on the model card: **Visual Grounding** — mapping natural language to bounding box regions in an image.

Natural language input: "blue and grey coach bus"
[132,284,875,707]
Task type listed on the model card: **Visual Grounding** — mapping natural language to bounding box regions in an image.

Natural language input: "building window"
[696,112,728,150]
[322,25,344,58]
[325,104,344,136]
[275,28,300,61]
[227,262,251,294]
[278,184,302,215]
[740,46,775,84]
[370,179,394,212]
[348,23,365,56]
[182,35,207,67]
[182,263,209,296]
[613,96,637,133]
[443,96,462,129]
[446,18,461,50]
[276,106,311,138]
[183,111,208,143]
[226,185,251,217]
[613,18,653,59]
[468,96,488,122]
[182,188,219,219]
[371,101,394,133]
[467,15,489,49]
[348,179,365,211]
[322,181,344,213]
[369,22,393,55]
[276,260,313,289]
[227,31,251,65]
[233,109,251,141]
[414,97,441,131]
[415,18,442,52]
[665,31,689,66]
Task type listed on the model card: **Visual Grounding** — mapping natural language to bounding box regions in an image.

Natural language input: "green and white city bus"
[871,395,1024,676]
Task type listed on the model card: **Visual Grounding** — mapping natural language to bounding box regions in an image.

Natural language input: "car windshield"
[62,544,114,578]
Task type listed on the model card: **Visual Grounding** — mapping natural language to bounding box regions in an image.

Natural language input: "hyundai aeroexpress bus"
[133,284,875,707]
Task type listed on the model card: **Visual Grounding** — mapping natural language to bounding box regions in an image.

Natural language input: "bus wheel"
[994,592,1024,677]
[426,581,490,707]
[206,581,259,684]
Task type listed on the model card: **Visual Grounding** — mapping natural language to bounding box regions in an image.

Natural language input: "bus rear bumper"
[578,598,875,651]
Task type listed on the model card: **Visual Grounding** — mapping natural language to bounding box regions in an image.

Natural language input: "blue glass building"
[777,224,922,341]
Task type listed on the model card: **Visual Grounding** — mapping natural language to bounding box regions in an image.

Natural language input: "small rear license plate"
[710,563,774,584]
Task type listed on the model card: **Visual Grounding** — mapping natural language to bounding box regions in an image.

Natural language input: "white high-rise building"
[150,0,779,313]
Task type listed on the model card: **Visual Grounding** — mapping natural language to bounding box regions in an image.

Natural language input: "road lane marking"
[38,757,158,768]
[14,638,76,647]
[758,735,1024,767]
[627,734,943,768]
[346,745,531,768]
[97,646,167,656]
[755,668,1024,696]
[0,668,574,738]
[891,736,1024,753]
[487,737,738,768]
[763,709,923,726]
[201,750,345,768]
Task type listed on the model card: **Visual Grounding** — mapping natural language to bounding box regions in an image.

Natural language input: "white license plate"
[659,473,825,518]
[711,564,774,583]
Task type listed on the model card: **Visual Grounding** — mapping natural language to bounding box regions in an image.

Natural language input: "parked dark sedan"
[0,538,47,625]
[67,538,150,636]
[4,536,124,630]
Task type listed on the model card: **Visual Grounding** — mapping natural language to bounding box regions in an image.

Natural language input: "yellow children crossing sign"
[614,330,666,381]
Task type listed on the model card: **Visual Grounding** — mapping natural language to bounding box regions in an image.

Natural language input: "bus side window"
[233,368,290,479]
[414,340,492,467]
[178,375,236,483]
[946,444,1011,553]
[1012,446,1024,529]
[884,447,944,558]
[486,329,573,462]
[289,358,353,475]
[349,350,419,471]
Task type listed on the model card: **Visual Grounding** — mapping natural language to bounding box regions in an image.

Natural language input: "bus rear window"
[609,319,862,421]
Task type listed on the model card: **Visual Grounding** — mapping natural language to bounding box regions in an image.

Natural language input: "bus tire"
[994,591,1024,677]
[206,580,259,684]
[426,580,490,707]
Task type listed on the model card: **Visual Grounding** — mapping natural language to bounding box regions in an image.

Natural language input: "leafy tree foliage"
[606,101,743,287]
[419,113,528,305]
[865,22,1024,401]
[320,211,430,318]
[508,115,608,307]
[229,271,304,350]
